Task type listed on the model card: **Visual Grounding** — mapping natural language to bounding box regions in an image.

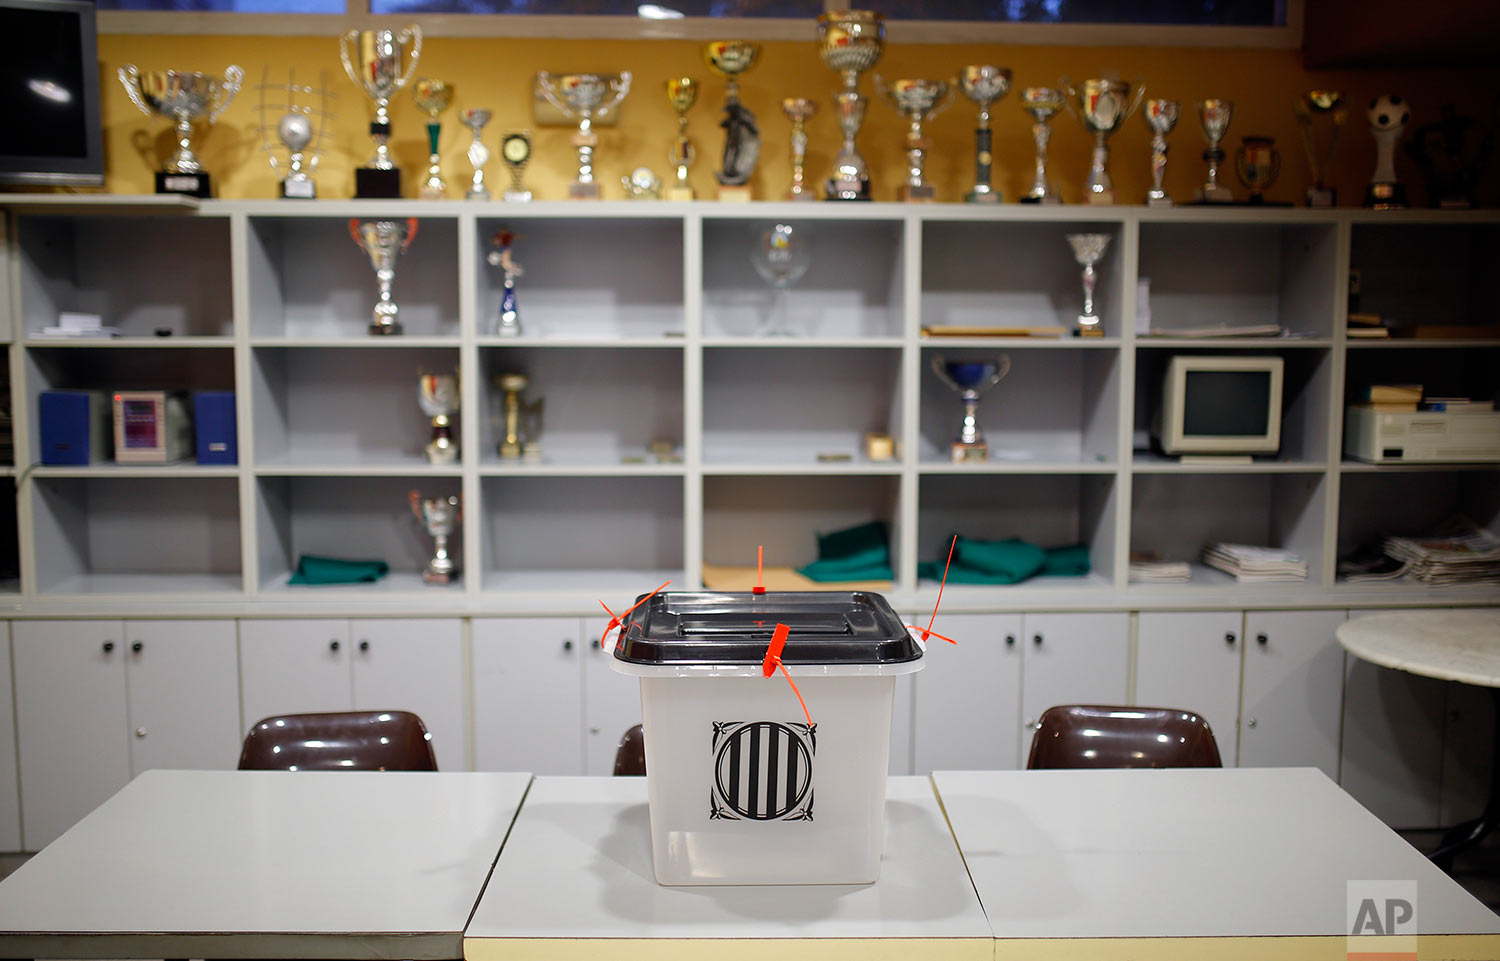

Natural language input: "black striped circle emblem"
[713,721,812,821]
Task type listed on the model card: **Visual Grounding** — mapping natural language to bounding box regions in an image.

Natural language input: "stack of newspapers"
[1382,528,1500,585]
[1202,543,1308,583]
[1129,553,1191,583]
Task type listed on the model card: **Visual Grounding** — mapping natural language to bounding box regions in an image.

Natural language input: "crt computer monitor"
[1154,354,1285,457]
[0,0,103,186]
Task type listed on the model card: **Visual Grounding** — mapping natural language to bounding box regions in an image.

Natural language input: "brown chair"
[1026,705,1223,770]
[238,710,438,771]
[613,724,646,776]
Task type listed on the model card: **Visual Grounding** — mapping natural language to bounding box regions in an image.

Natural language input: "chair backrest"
[238,710,438,771]
[613,723,646,776]
[1026,705,1222,770]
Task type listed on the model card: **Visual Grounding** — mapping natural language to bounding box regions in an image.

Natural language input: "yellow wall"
[92,31,1499,206]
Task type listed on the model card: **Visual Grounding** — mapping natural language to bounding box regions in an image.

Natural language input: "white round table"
[1338,609,1500,868]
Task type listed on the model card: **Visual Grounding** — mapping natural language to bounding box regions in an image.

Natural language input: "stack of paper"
[1382,528,1500,585]
[1201,543,1309,582]
[1129,558,1191,583]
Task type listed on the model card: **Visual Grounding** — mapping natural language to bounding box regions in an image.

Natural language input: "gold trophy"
[501,132,533,202]
[783,98,818,201]
[495,373,543,461]
[417,371,459,464]
[1294,90,1346,207]
[412,78,454,200]
[704,41,760,202]
[665,77,698,201]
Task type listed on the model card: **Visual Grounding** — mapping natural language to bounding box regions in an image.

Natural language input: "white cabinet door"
[914,614,1023,773]
[125,620,242,775]
[0,625,20,851]
[1240,609,1346,780]
[1019,612,1130,764]
[473,618,583,775]
[582,615,644,776]
[1136,611,1244,764]
[238,619,352,730]
[350,619,465,772]
[13,620,131,851]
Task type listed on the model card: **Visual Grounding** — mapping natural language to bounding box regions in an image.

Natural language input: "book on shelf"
[1362,384,1423,404]
[1347,312,1384,328]
[1347,327,1390,338]
[921,325,1068,338]
[1390,324,1500,340]
[1143,323,1284,339]
[1201,543,1308,583]
[1350,401,1419,413]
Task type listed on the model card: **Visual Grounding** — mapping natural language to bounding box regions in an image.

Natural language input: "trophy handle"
[929,354,960,392]
[1123,77,1147,123]
[338,28,362,89]
[208,65,244,125]
[990,354,1012,387]
[595,71,632,120]
[929,83,958,122]
[408,489,424,523]
[117,65,154,119]
[401,217,419,253]
[394,24,423,92]
[1058,76,1078,121]
[1266,146,1282,188]
[534,72,576,120]
[348,218,365,248]
[872,73,893,108]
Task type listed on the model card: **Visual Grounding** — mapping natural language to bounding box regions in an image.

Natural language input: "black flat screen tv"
[0,0,103,186]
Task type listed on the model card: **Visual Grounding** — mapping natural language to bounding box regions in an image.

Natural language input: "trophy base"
[1019,193,1061,205]
[1306,187,1336,207]
[568,181,602,201]
[1084,188,1117,205]
[500,444,521,460]
[355,168,402,199]
[951,442,988,463]
[1074,325,1105,338]
[1194,184,1235,203]
[418,184,447,201]
[156,172,211,198]
[1438,197,1476,210]
[1365,181,1407,210]
[665,185,696,202]
[1146,193,1173,207]
[422,568,457,585]
[899,184,937,203]
[425,442,459,465]
[369,321,404,337]
[716,184,753,203]
[965,187,1001,204]
[502,188,534,203]
[825,178,871,201]
[280,179,316,200]
[466,187,492,201]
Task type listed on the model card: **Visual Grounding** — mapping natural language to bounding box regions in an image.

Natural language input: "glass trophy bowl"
[750,222,812,336]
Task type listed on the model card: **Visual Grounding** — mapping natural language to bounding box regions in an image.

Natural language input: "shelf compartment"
[1336,471,1500,586]
[1130,472,1327,585]
[16,214,233,339]
[920,219,1125,337]
[916,473,1118,587]
[251,346,459,470]
[475,216,683,339]
[246,216,460,339]
[1137,222,1339,338]
[478,346,682,467]
[33,476,241,594]
[255,474,462,593]
[1343,344,1499,410]
[1132,345,1333,465]
[702,347,900,467]
[703,218,904,338]
[920,345,1119,466]
[1350,223,1498,333]
[481,475,683,588]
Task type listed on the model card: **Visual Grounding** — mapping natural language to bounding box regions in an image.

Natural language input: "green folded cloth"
[288,555,390,585]
[797,558,895,582]
[796,520,892,582]
[1041,543,1092,577]
[955,536,1047,582]
[918,560,1026,584]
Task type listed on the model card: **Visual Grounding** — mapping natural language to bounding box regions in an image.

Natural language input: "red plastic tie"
[597,580,671,654]
[777,660,814,728]
[753,545,766,595]
[761,622,789,678]
[921,534,959,644]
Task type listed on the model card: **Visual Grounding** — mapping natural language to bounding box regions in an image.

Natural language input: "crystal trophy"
[750,223,811,337]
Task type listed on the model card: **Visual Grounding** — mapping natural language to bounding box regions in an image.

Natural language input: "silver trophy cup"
[1067,233,1112,337]
[1062,75,1145,205]
[1195,99,1235,203]
[409,491,460,584]
[1143,98,1180,206]
[535,72,632,200]
[931,355,1012,462]
[959,65,1011,204]
[462,108,493,200]
[255,67,335,200]
[349,218,418,336]
[1020,87,1065,203]
[118,64,243,196]
[339,25,422,197]
[875,76,955,202]
[817,9,884,201]
[418,371,460,465]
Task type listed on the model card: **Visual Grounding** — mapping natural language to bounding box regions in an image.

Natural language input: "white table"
[1339,609,1500,867]
[463,775,993,961]
[934,767,1500,960]
[0,769,532,959]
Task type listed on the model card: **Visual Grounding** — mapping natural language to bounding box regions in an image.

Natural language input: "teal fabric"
[287,555,390,585]
[798,558,895,582]
[796,520,893,583]
[816,521,888,561]
[918,536,1091,585]
[1041,543,1092,577]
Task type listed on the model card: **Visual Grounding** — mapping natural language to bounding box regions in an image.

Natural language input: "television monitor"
[1154,355,1285,459]
[0,0,103,186]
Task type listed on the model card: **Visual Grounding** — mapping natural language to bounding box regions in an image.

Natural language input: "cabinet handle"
[102,641,114,653]
[135,728,147,738]
[1246,717,1258,728]
[131,641,144,653]
[1225,633,1236,645]
[1033,634,1043,645]
[329,640,340,652]
[591,638,601,651]
[1256,633,1268,646]
[359,640,370,652]
[590,725,600,734]
[1005,634,1015,646]
[563,640,573,651]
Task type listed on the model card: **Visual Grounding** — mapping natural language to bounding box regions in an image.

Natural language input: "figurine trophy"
[816,10,885,201]
[1067,233,1111,338]
[1294,90,1346,206]
[485,230,523,337]
[875,76,955,202]
[409,491,460,584]
[1235,135,1282,204]
[1061,75,1145,205]
[339,25,422,199]
[1365,94,1410,209]
[665,77,698,201]
[704,41,760,202]
[349,218,418,336]
[417,371,459,464]
[1194,99,1235,203]
[461,108,492,200]
[255,67,334,200]
[412,78,454,200]
[495,374,543,461]
[783,98,818,201]
[1406,105,1492,209]
[118,64,244,197]
[1143,98,1179,206]
[535,72,632,200]
[500,132,533,202]
[931,356,1011,463]
[1019,87,1064,203]
[958,65,1011,204]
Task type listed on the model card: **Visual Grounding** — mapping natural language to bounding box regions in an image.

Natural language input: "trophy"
[339,26,422,199]
[417,371,459,464]
[118,64,244,197]
[1061,76,1145,205]
[1020,87,1064,203]
[931,355,1011,463]
[485,230,522,337]
[783,98,818,201]
[875,76,955,202]
[1194,99,1235,203]
[412,78,453,200]
[958,65,1011,204]
[495,374,544,460]
[750,222,812,337]
[409,491,460,584]
[461,108,492,200]
[349,218,418,336]
[255,68,334,200]
[1143,98,1179,206]
[1294,90,1346,206]
[1066,233,1111,337]
[535,72,632,200]
[704,42,760,202]
[1406,105,1492,209]
[1365,94,1410,209]
[1235,135,1281,204]
[816,10,885,201]
[500,132,533,202]
[622,167,662,199]
[665,77,698,201]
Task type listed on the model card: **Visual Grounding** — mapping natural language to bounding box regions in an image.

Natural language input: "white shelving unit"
[0,197,1495,614]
